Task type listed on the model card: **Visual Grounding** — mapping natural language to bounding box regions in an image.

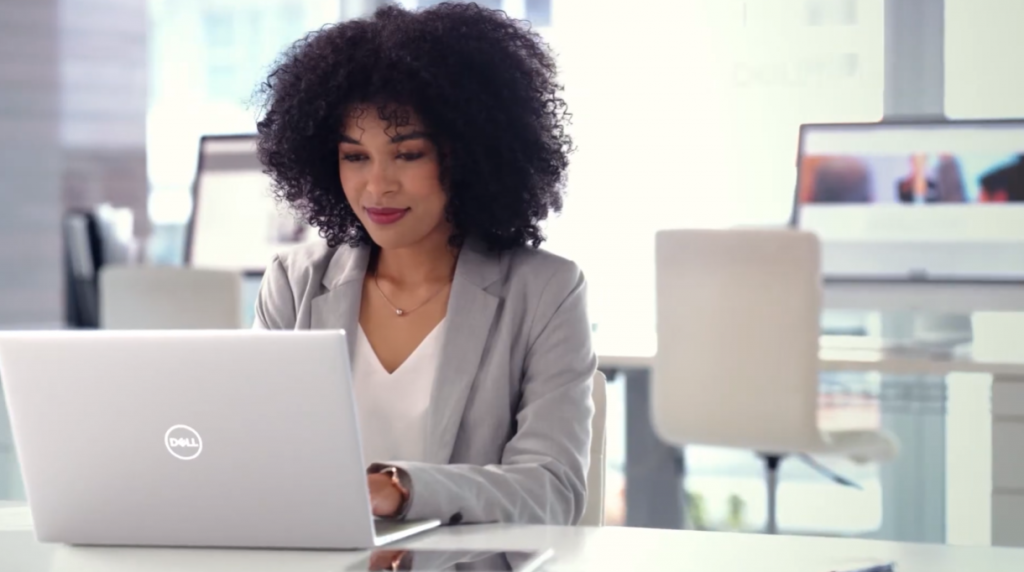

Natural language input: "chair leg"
[760,454,784,535]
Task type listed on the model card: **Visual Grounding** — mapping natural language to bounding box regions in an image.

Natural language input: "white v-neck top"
[352,319,446,465]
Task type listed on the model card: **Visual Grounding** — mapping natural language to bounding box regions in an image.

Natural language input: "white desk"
[597,331,1024,374]
[822,280,1024,314]
[595,332,1024,546]
[3,505,1024,572]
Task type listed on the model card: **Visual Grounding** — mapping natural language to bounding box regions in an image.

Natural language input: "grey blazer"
[252,238,596,526]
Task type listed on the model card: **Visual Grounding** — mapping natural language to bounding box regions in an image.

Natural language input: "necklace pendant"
[395,309,405,316]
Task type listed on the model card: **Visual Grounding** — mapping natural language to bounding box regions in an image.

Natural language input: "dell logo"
[168,437,199,448]
[165,425,203,461]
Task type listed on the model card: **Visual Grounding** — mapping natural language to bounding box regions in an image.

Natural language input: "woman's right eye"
[342,153,368,163]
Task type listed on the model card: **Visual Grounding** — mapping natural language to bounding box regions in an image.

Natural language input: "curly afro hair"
[255,2,572,252]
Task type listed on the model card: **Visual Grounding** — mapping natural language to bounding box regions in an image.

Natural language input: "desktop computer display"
[795,120,1024,281]
[187,135,321,273]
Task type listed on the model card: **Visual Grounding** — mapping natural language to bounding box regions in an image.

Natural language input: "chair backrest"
[99,266,243,330]
[652,229,823,454]
[579,370,607,526]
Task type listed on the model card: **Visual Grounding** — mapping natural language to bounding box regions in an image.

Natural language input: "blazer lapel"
[426,239,501,464]
[311,245,370,358]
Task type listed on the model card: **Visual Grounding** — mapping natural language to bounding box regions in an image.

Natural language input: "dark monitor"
[63,211,103,328]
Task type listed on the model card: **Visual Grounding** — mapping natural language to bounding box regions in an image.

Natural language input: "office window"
[147,0,340,263]
[945,0,1024,119]
[525,0,551,26]
[542,0,884,345]
[805,0,859,26]
[420,0,502,8]
[405,0,552,25]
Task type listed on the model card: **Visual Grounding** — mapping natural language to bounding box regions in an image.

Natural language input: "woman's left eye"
[397,152,424,161]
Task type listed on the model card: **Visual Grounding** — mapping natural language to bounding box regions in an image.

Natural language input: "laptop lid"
[0,330,382,549]
[795,119,1024,281]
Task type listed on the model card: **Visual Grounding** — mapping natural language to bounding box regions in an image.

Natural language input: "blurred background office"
[3,0,1024,545]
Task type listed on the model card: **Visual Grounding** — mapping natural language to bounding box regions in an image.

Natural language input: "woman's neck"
[373,234,458,288]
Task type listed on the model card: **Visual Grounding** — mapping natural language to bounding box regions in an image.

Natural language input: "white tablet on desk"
[0,330,440,550]
[795,119,1024,282]
[347,549,555,571]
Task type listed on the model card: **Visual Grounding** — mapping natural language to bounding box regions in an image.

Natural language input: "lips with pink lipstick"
[364,207,410,225]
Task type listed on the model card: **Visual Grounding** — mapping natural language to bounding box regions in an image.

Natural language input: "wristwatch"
[380,466,410,516]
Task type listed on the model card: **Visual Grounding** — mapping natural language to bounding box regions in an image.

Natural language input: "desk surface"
[3,506,1024,572]
[596,332,1024,376]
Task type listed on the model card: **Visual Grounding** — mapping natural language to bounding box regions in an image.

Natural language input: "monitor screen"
[187,135,321,272]
[796,120,1024,245]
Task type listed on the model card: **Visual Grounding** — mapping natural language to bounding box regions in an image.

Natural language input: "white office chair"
[99,266,244,330]
[579,370,607,527]
[652,229,897,533]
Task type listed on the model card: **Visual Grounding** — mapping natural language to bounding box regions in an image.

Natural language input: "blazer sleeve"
[379,263,597,525]
[252,255,297,330]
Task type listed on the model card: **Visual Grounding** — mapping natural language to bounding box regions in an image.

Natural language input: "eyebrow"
[390,131,428,144]
[337,131,429,145]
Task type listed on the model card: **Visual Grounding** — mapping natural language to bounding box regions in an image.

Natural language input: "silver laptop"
[0,330,441,549]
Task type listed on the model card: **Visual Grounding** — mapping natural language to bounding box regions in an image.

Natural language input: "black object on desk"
[63,211,103,328]
[833,562,896,572]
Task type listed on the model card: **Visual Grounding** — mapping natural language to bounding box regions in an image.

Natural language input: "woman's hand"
[368,472,404,517]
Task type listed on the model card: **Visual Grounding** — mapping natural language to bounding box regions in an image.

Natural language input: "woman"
[252,3,596,526]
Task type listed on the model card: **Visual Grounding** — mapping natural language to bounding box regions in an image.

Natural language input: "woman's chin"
[366,222,453,252]
[366,230,422,251]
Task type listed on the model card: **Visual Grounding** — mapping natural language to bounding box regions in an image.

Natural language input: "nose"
[366,158,399,198]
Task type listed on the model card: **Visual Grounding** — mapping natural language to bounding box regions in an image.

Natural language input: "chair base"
[757,453,785,534]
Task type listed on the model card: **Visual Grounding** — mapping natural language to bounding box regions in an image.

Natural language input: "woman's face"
[338,105,449,250]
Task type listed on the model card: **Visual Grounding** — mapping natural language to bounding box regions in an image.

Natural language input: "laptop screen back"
[187,136,321,273]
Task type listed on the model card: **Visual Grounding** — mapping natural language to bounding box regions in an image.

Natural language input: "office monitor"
[186,135,321,274]
[795,119,1024,281]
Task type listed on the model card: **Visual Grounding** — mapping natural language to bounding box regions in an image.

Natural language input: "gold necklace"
[372,272,449,317]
